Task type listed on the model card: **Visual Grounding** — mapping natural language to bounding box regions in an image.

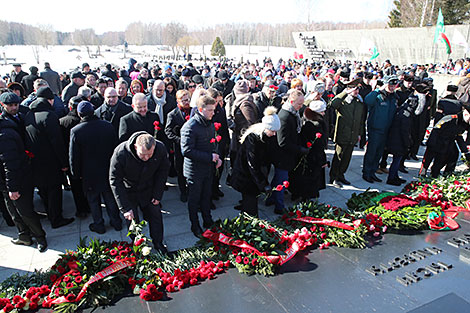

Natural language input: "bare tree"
[162,22,188,59]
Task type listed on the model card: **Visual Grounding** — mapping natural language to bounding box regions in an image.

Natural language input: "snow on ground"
[0,45,297,75]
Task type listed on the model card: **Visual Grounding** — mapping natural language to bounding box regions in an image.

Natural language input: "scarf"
[153,92,166,124]
[281,102,301,133]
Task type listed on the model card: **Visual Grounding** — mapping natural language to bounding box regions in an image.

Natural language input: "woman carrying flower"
[230,107,281,217]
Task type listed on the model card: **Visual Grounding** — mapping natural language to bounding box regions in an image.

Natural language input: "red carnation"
[24,150,35,158]
[134,238,145,246]
[283,181,289,188]
[15,299,26,309]
[224,260,231,267]
[216,135,222,142]
[210,138,216,143]
[66,282,74,289]
[57,265,65,274]
[315,132,322,139]
[235,255,242,263]
[4,303,14,312]
[306,142,312,148]
[243,257,250,265]
[275,185,284,191]
[110,249,118,256]
[50,274,58,282]
[251,258,258,266]
[29,302,38,310]
[185,115,190,121]
[320,233,327,240]
[66,293,76,302]
[75,276,83,284]
[214,122,222,131]
[190,278,198,285]
[140,289,152,301]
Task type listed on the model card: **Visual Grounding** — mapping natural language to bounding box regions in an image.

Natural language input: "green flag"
[434,8,445,44]
[370,46,380,60]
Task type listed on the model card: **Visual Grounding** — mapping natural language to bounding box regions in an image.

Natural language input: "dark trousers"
[388,154,403,180]
[86,188,121,228]
[269,168,288,211]
[0,192,14,225]
[241,193,258,217]
[174,150,187,195]
[379,149,390,169]
[330,143,354,180]
[37,183,64,226]
[126,202,163,246]
[2,183,46,242]
[363,131,387,177]
[187,176,213,228]
[69,175,90,215]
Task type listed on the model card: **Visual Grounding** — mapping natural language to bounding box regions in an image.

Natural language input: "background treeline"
[0,20,386,48]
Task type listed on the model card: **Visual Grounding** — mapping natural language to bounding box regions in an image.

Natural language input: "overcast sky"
[4,0,393,34]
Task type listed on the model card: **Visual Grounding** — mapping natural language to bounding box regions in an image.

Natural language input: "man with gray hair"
[109,132,170,253]
[77,86,92,101]
[118,93,160,142]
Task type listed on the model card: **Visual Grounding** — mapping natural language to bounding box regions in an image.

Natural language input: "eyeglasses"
[188,85,196,88]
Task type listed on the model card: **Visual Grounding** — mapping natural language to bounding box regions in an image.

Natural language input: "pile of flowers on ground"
[277,202,385,249]
[1,171,470,312]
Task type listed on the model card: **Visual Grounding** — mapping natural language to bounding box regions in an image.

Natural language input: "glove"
[300,147,310,156]
[264,185,272,193]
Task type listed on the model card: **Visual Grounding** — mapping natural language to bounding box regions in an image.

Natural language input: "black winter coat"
[289,110,327,198]
[90,92,105,109]
[61,82,80,105]
[180,111,216,179]
[95,100,132,135]
[0,112,31,192]
[386,97,414,156]
[59,110,81,163]
[231,131,270,195]
[146,92,177,149]
[253,91,282,120]
[24,98,68,186]
[118,111,160,142]
[212,104,230,158]
[212,79,235,99]
[21,74,39,96]
[109,131,170,214]
[70,116,117,192]
[273,108,302,171]
[11,70,27,84]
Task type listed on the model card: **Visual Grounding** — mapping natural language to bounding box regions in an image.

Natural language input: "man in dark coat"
[211,70,235,99]
[0,92,47,252]
[332,70,349,95]
[10,64,28,84]
[21,79,68,118]
[165,90,191,202]
[70,101,122,234]
[21,66,40,96]
[109,132,170,253]
[24,87,74,228]
[181,95,222,237]
[90,78,107,109]
[253,81,282,119]
[59,96,90,218]
[101,64,118,82]
[95,87,132,135]
[119,93,160,142]
[62,71,85,105]
[40,62,62,96]
[268,90,309,214]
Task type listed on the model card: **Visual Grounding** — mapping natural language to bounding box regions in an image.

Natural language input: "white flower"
[142,246,151,256]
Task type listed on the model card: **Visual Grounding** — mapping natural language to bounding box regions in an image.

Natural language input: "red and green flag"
[434,8,452,54]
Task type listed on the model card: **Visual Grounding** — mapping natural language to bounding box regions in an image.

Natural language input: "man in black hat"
[10,64,28,84]
[0,92,48,251]
[212,70,235,99]
[62,71,85,105]
[24,87,74,229]
[70,101,122,234]
[332,69,350,95]
[177,68,192,90]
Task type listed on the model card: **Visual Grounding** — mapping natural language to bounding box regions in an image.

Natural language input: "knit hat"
[0,92,22,105]
[233,79,249,95]
[36,86,54,100]
[261,106,281,131]
[77,101,94,117]
[308,100,326,113]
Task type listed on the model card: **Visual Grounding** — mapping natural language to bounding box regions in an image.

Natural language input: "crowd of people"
[0,56,469,254]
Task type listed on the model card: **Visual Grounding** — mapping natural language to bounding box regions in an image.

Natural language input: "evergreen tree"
[440,0,470,25]
[388,0,402,27]
[211,37,226,57]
